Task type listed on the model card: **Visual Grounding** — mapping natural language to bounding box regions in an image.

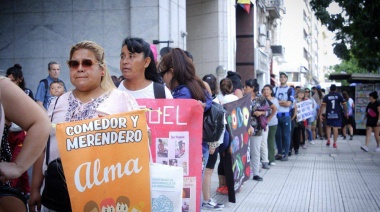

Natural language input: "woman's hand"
[248,126,254,136]
[28,188,42,212]
[253,111,264,117]
[209,147,216,155]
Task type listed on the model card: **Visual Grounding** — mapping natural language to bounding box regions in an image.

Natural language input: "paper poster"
[182,177,197,212]
[56,110,150,212]
[296,99,313,122]
[136,99,203,212]
[223,94,252,193]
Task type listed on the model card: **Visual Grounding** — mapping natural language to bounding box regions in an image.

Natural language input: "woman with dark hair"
[360,91,380,152]
[244,79,272,181]
[342,91,355,140]
[6,64,34,197]
[313,86,325,140]
[226,71,244,98]
[291,89,308,155]
[158,48,216,209]
[262,84,278,166]
[118,37,173,99]
[202,74,218,99]
[6,64,34,99]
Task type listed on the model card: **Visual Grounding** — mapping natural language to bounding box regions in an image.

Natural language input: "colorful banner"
[136,99,204,212]
[56,110,150,212]
[296,99,313,122]
[223,94,252,193]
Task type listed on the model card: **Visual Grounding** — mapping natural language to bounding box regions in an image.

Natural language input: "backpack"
[203,102,226,141]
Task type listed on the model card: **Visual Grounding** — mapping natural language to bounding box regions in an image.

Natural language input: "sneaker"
[349,135,353,140]
[361,146,369,152]
[375,148,380,152]
[326,140,330,146]
[269,162,276,166]
[216,186,228,195]
[309,140,316,145]
[281,156,289,161]
[253,175,263,181]
[202,201,223,211]
[342,136,346,140]
[301,145,307,149]
[295,149,299,155]
[262,162,270,169]
[209,198,225,208]
[275,155,282,160]
[333,143,337,148]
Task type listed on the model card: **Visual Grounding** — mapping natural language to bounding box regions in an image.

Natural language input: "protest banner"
[56,110,150,212]
[223,94,252,202]
[296,99,313,122]
[137,99,203,212]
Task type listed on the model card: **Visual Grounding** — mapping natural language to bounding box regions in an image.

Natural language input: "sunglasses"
[305,91,310,93]
[159,68,171,77]
[67,59,99,69]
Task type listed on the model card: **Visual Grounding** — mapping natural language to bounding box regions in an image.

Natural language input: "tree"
[310,0,380,72]
[331,54,367,85]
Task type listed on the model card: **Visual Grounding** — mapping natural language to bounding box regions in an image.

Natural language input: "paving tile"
[204,135,380,212]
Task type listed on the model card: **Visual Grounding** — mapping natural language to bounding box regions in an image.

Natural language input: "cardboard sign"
[56,110,150,212]
[136,99,203,212]
[296,99,313,122]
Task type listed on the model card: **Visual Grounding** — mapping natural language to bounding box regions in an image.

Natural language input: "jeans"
[275,115,291,157]
[267,125,277,163]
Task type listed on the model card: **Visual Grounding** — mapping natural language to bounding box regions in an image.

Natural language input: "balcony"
[265,0,283,19]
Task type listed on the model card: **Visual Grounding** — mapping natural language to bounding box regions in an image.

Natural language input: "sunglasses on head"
[67,59,99,69]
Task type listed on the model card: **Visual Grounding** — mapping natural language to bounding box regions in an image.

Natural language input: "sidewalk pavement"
[206,135,380,212]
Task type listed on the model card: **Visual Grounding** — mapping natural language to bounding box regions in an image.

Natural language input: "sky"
[324,2,343,66]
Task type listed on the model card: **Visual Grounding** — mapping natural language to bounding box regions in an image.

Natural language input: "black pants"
[291,122,305,151]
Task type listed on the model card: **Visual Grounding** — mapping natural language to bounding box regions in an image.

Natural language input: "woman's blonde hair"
[69,41,116,92]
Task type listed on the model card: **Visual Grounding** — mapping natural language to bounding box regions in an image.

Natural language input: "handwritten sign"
[296,99,313,122]
[56,110,150,212]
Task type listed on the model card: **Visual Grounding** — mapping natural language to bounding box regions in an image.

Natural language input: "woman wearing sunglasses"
[28,41,140,212]
[118,37,173,99]
[158,48,217,209]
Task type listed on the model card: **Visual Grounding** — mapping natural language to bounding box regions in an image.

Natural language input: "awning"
[329,73,380,83]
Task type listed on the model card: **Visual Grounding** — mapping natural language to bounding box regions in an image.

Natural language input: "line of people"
[0,36,379,212]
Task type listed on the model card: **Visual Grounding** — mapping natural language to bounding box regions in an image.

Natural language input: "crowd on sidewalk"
[0,36,379,212]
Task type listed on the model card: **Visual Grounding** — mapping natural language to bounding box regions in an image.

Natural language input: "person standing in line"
[226,71,244,98]
[305,88,317,145]
[28,41,140,212]
[35,61,66,110]
[360,91,380,152]
[215,78,239,196]
[244,79,271,181]
[342,91,355,140]
[313,85,325,140]
[201,74,225,210]
[5,64,35,198]
[118,37,173,99]
[262,85,278,166]
[273,72,294,161]
[158,48,214,209]
[318,84,347,148]
[0,76,50,212]
[291,89,307,155]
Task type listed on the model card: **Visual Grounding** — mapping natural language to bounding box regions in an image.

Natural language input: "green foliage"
[331,55,367,85]
[310,0,380,72]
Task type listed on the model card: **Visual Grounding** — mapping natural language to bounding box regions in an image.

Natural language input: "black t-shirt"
[366,100,380,126]
[322,92,346,120]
